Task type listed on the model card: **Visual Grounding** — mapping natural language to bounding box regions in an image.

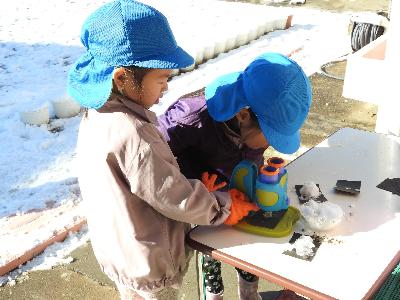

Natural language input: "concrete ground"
[0,0,388,299]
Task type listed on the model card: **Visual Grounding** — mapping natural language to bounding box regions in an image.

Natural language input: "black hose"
[320,18,386,81]
[319,55,348,81]
[351,22,385,52]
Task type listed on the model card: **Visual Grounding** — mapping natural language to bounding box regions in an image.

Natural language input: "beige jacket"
[77,93,231,292]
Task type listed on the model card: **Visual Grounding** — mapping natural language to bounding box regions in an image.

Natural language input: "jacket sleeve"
[156,97,204,155]
[126,141,231,226]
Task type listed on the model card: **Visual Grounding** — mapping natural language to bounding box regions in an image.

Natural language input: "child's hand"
[201,172,227,192]
[224,189,260,225]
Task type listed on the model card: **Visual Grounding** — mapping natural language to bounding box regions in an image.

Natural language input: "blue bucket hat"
[68,0,194,109]
[205,52,312,154]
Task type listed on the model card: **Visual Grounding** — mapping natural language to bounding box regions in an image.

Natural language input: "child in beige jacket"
[67,1,258,299]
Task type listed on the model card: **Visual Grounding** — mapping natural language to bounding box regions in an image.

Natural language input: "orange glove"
[201,172,227,192]
[224,189,260,225]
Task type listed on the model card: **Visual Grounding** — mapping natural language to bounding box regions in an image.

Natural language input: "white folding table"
[187,127,400,300]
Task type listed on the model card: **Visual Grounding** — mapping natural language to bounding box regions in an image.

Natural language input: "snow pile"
[299,181,320,202]
[300,199,344,231]
[0,226,89,286]
[292,234,315,257]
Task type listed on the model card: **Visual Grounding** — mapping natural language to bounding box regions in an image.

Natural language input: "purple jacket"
[157,95,265,182]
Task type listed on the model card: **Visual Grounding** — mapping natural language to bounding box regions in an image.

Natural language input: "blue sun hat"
[68,0,194,109]
[205,52,312,154]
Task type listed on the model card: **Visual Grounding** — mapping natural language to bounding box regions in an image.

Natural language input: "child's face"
[240,126,269,149]
[236,108,269,150]
[124,68,172,109]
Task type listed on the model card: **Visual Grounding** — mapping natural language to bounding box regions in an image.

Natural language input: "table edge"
[186,227,336,300]
[362,250,400,299]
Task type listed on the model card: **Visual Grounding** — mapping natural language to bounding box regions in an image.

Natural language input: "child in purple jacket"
[157,53,312,300]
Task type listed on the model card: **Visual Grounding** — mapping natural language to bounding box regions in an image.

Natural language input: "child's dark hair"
[248,108,259,128]
[225,107,260,134]
[124,65,152,88]
[83,66,152,118]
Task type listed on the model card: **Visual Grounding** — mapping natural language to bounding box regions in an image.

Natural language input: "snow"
[299,181,321,201]
[350,12,389,28]
[0,225,89,286]
[292,234,315,257]
[297,183,344,231]
[300,199,344,231]
[0,0,352,283]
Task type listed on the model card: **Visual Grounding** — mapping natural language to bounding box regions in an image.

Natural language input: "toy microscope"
[229,157,300,237]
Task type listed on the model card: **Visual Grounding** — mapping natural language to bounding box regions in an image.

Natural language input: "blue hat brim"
[205,71,248,121]
[68,47,194,109]
[206,52,311,155]
[68,52,114,109]
[259,118,301,154]
[205,67,302,155]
